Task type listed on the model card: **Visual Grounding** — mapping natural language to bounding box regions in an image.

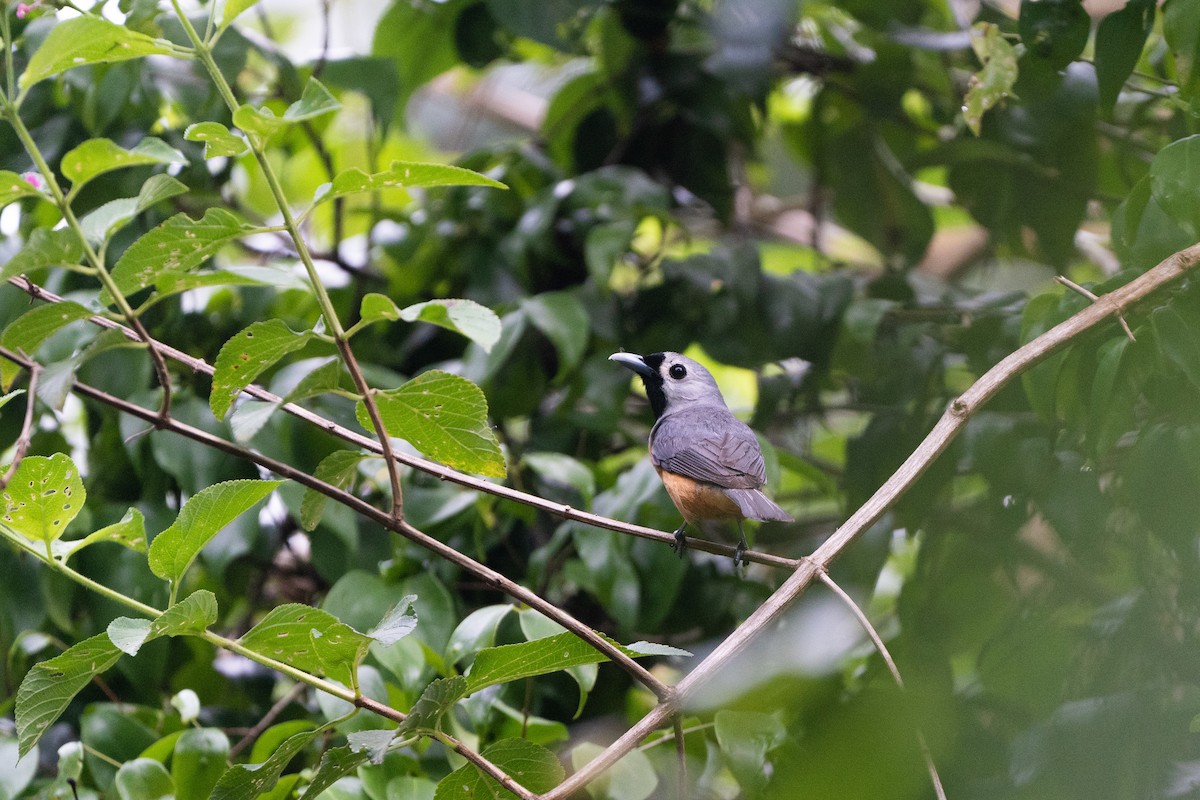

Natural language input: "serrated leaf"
[105,591,218,656]
[435,738,564,800]
[284,78,340,122]
[0,454,86,544]
[210,729,315,800]
[314,161,506,206]
[61,137,184,198]
[398,676,468,736]
[0,301,93,390]
[147,480,282,585]
[357,370,505,478]
[0,171,42,207]
[358,294,501,352]
[522,291,588,379]
[184,122,249,159]
[625,641,692,657]
[52,508,146,562]
[239,604,371,687]
[15,633,123,756]
[347,730,396,764]
[19,16,179,90]
[368,595,418,646]
[963,22,1022,136]
[300,450,366,531]
[109,208,256,299]
[210,320,315,420]
[79,174,189,244]
[0,228,84,280]
[220,0,262,28]
[229,400,280,443]
[298,745,370,799]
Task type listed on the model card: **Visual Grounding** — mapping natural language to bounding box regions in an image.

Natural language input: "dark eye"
[668,364,687,380]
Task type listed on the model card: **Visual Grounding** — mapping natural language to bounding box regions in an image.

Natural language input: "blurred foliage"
[1,0,1200,798]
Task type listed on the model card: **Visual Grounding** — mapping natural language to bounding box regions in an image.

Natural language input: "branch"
[0,361,38,492]
[543,242,1200,798]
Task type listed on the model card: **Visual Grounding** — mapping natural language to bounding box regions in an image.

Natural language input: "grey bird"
[610,351,792,565]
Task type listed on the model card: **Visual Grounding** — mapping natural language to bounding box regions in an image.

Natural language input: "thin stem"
[166,0,405,520]
[1,5,15,101]
[0,362,38,492]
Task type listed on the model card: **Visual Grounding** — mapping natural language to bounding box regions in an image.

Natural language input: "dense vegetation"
[2,0,1200,798]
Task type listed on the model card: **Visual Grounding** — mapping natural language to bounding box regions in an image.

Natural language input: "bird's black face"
[610,351,722,419]
[638,352,668,418]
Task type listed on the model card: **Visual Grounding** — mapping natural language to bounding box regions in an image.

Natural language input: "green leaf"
[1019,0,1090,70]
[15,633,123,756]
[220,0,261,28]
[155,269,276,296]
[0,737,38,799]
[0,454,86,544]
[114,757,174,800]
[1152,306,1200,389]
[109,208,257,298]
[523,452,596,502]
[231,104,286,141]
[0,228,84,280]
[0,389,25,412]
[398,676,467,736]
[0,171,43,207]
[1165,0,1200,103]
[568,742,654,800]
[107,590,218,657]
[239,604,371,687]
[61,137,185,198]
[358,294,502,352]
[173,729,230,800]
[19,16,180,90]
[346,729,396,764]
[210,320,316,420]
[446,604,512,665]
[184,121,249,159]
[0,301,93,390]
[314,161,506,205]
[53,507,147,561]
[1095,0,1156,113]
[147,479,282,585]
[210,729,315,800]
[368,595,419,646]
[106,617,153,656]
[1149,135,1200,238]
[80,174,189,244]
[522,291,589,378]
[436,738,564,799]
[300,450,365,531]
[284,77,341,122]
[963,23,1022,136]
[298,746,370,799]
[714,710,786,796]
[358,370,505,478]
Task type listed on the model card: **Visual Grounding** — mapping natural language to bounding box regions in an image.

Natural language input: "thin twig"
[0,361,38,492]
[1056,275,1136,342]
[229,682,307,759]
[672,714,687,800]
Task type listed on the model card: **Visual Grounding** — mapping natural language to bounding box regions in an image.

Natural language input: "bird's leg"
[671,522,688,557]
[734,521,748,570]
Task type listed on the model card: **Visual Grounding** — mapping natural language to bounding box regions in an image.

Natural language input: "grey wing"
[650,409,766,490]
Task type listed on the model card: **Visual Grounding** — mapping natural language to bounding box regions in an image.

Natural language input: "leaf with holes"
[300,450,366,531]
[0,171,43,208]
[347,730,397,764]
[184,122,249,159]
[963,23,1022,136]
[0,302,93,390]
[15,633,123,756]
[0,228,84,280]
[210,320,316,420]
[398,676,468,736]
[148,480,282,585]
[109,208,257,299]
[313,161,506,205]
[210,729,316,800]
[19,16,180,90]
[435,737,564,799]
[239,604,371,688]
[359,294,502,353]
[0,454,86,544]
[80,174,189,244]
[357,370,505,478]
[53,507,146,562]
[61,137,184,199]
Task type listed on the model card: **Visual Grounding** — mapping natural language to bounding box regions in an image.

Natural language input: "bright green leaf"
[80,174,189,243]
[298,746,370,799]
[107,617,153,656]
[147,480,282,585]
[0,228,84,280]
[0,171,42,208]
[0,301,93,390]
[61,137,184,198]
[314,160,506,206]
[446,604,512,665]
[109,208,257,299]
[398,676,467,736]
[220,0,262,28]
[300,450,365,531]
[173,728,230,800]
[19,16,180,90]
[155,269,275,296]
[239,604,371,687]
[357,294,502,352]
[231,104,286,141]
[357,370,505,478]
[284,78,341,122]
[151,589,219,638]
[0,454,86,544]
[436,738,564,799]
[114,757,174,800]
[522,290,589,378]
[210,320,316,420]
[963,23,1022,136]
[53,507,147,561]
[210,729,315,800]
[184,122,249,159]
[15,633,123,756]
[0,389,25,413]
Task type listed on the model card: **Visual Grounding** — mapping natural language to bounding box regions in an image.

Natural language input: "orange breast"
[656,467,741,523]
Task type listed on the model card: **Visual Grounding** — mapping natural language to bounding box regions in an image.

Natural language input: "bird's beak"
[609,352,655,378]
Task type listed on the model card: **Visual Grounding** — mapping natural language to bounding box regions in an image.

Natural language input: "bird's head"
[609,351,726,418]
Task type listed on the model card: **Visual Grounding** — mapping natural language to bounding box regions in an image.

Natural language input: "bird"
[610,351,792,566]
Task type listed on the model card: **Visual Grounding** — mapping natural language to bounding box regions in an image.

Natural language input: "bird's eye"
[668,364,687,380]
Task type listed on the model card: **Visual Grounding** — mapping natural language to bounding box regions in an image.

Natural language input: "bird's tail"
[726,489,793,523]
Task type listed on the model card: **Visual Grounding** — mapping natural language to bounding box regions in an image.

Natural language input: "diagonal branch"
[543,242,1200,798]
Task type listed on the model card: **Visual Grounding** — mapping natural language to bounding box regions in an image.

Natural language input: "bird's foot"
[671,523,688,557]
[733,526,748,571]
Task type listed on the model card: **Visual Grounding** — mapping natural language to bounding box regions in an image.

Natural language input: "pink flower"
[20,172,43,190]
[16,4,30,18]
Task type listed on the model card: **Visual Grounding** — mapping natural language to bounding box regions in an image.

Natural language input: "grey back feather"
[649,407,766,489]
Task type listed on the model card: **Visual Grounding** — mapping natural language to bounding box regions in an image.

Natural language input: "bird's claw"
[671,523,688,557]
